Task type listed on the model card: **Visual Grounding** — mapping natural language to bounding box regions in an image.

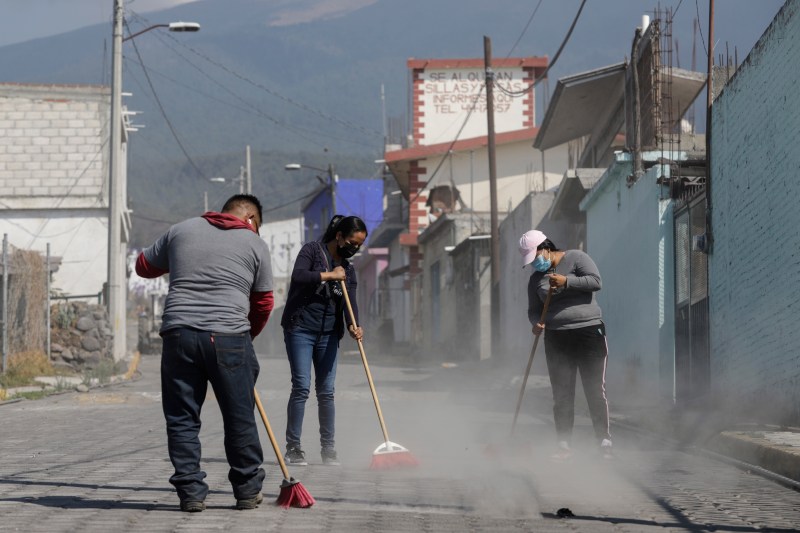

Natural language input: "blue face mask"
[532,254,552,272]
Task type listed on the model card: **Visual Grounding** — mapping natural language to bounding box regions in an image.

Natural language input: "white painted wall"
[261,216,304,302]
[0,83,111,298]
[419,67,532,144]
[417,141,568,227]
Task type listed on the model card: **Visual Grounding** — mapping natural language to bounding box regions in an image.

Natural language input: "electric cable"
[406,85,484,207]
[506,0,544,58]
[695,0,708,55]
[137,32,373,149]
[127,12,382,139]
[494,0,587,98]
[125,19,207,179]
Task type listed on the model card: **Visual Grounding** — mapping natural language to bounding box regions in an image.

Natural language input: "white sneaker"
[600,438,613,459]
[550,440,572,461]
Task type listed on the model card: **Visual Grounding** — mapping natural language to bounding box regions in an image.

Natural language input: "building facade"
[708,0,800,423]
[0,83,117,298]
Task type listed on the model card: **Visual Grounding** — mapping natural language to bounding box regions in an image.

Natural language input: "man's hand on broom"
[348,324,364,341]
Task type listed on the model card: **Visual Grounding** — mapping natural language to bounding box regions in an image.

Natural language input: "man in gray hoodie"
[136,194,274,511]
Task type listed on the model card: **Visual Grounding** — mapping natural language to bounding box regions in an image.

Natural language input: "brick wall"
[0,84,109,209]
[709,1,800,423]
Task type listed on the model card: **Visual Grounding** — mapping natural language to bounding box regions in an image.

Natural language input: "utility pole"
[107,0,125,361]
[328,164,337,214]
[705,0,715,253]
[46,243,51,361]
[2,234,7,374]
[484,35,501,354]
[245,145,252,194]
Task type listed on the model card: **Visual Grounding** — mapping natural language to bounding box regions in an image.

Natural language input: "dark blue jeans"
[161,327,265,502]
[284,327,339,450]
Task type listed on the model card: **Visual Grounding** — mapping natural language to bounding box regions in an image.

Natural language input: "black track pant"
[544,323,610,444]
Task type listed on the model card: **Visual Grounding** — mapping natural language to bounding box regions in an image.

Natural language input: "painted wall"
[301,188,333,243]
[581,154,675,404]
[334,179,384,244]
[251,217,303,357]
[412,141,568,236]
[386,238,410,345]
[708,1,800,422]
[0,83,111,297]
[498,190,579,364]
[418,214,478,360]
[301,179,383,244]
[416,66,534,144]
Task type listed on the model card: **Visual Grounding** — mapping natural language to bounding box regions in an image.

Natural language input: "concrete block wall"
[0,84,109,209]
[0,83,111,297]
[709,1,800,423]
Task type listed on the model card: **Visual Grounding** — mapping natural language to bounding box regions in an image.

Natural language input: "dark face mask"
[337,243,359,259]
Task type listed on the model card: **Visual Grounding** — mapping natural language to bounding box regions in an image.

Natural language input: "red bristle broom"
[253,389,315,508]
[340,281,419,469]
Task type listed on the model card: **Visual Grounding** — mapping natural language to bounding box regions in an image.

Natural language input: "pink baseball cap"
[519,230,547,266]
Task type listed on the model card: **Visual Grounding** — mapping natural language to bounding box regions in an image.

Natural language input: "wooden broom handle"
[511,286,554,434]
[339,280,391,444]
[254,388,291,480]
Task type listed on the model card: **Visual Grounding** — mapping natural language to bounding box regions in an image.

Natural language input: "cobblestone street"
[1,351,799,532]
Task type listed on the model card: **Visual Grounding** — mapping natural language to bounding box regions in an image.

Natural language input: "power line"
[140,32,375,150]
[495,0,588,98]
[695,0,709,55]
[128,12,383,139]
[506,0,544,58]
[263,189,322,214]
[407,85,485,207]
[24,137,109,248]
[125,19,207,179]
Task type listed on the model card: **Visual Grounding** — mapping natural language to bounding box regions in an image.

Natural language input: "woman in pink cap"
[519,230,612,461]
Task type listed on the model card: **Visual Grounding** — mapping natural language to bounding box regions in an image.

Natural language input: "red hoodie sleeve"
[135,252,169,278]
[248,291,274,338]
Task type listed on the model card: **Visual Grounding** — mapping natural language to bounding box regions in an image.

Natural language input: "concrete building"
[498,169,604,364]
[0,83,121,299]
[707,0,800,424]
[380,56,571,356]
[532,16,707,407]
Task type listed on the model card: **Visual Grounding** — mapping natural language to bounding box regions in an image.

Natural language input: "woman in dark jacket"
[280,215,367,466]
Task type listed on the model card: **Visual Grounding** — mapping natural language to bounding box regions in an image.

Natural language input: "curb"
[706,431,800,485]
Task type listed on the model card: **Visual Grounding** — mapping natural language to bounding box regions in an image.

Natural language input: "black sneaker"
[236,492,263,510]
[321,448,340,466]
[284,445,307,466]
[180,500,205,513]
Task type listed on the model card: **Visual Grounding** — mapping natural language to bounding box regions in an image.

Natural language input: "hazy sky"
[0,0,196,46]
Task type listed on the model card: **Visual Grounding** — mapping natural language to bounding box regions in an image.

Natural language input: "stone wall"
[50,302,113,370]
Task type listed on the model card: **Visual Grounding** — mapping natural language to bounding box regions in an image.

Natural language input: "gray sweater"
[527,249,603,330]
[143,217,273,334]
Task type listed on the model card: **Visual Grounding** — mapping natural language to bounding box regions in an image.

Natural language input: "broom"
[510,286,554,436]
[339,280,418,469]
[253,389,315,508]
[484,286,554,458]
